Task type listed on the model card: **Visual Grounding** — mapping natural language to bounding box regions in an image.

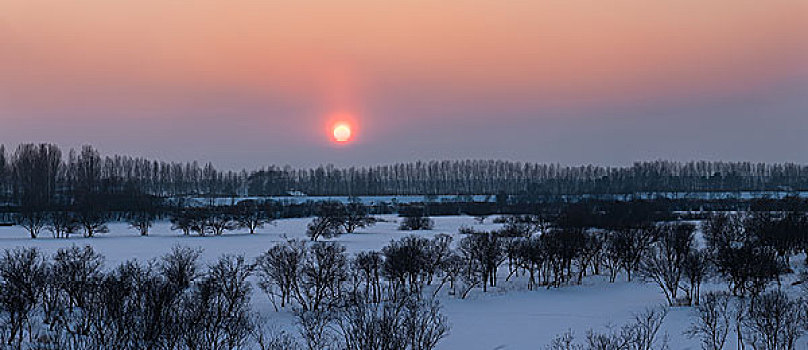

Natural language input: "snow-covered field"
[0,215,804,349]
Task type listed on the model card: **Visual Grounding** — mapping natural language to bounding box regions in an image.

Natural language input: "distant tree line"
[1,144,807,204]
[0,144,243,209]
[248,160,808,196]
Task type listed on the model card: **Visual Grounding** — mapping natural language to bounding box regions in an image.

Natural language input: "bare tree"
[0,247,47,346]
[189,209,213,236]
[180,254,256,350]
[253,326,301,350]
[382,236,433,295]
[170,209,196,236]
[607,226,656,282]
[0,145,6,203]
[425,234,453,286]
[15,208,47,239]
[86,260,181,349]
[256,239,307,310]
[296,308,335,350]
[542,228,587,287]
[513,236,545,290]
[75,203,109,238]
[686,292,732,350]
[73,145,108,238]
[546,330,583,350]
[401,296,450,350]
[235,200,272,234]
[716,245,785,297]
[353,251,384,303]
[159,245,202,290]
[703,213,786,297]
[497,214,546,237]
[11,143,61,209]
[627,307,670,350]
[547,307,669,350]
[343,200,375,233]
[458,230,504,293]
[742,290,805,350]
[126,193,159,236]
[331,294,408,350]
[46,211,80,239]
[295,242,349,312]
[51,245,105,314]
[328,292,449,350]
[208,210,238,236]
[307,216,344,242]
[399,206,434,231]
[702,213,745,254]
[639,223,695,305]
[681,248,710,306]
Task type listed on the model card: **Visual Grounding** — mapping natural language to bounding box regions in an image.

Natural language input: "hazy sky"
[2,0,807,169]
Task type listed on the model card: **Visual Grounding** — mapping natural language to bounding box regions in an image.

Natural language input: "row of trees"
[685,291,807,350]
[547,290,808,350]
[169,201,278,236]
[248,160,808,196]
[258,218,716,306]
[12,199,277,239]
[0,245,257,349]
[253,239,451,350]
[304,201,377,241]
[530,211,808,350]
[2,144,807,204]
[546,307,671,350]
[700,212,808,297]
[11,197,433,240]
[0,244,451,350]
[0,144,243,209]
[450,211,806,305]
[249,212,804,349]
[13,203,807,309]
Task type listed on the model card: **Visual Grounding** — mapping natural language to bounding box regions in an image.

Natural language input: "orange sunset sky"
[1,0,807,167]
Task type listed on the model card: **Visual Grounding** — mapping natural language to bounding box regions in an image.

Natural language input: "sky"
[1,0,807,169]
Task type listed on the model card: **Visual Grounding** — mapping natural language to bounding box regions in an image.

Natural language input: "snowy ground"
[0,215,805,349]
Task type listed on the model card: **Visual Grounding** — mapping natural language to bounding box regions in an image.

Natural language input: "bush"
[398,206,434,231]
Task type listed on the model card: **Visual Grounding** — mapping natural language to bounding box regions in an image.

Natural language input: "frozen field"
[0,215,804,349]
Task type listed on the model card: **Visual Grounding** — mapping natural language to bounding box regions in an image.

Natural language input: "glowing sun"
[332,123,352,143]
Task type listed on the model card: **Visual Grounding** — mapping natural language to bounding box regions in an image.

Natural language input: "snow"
[0,215,805,349]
